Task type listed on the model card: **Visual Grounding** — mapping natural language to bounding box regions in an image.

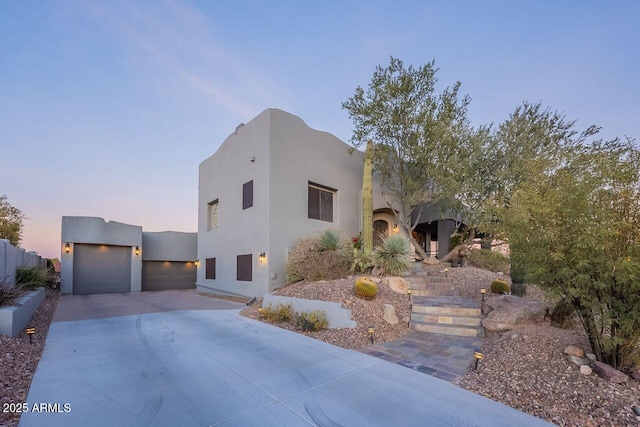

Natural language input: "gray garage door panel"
[142,261,196,291]
[73,244,131,295]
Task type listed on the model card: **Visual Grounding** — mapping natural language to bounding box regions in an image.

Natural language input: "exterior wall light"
[135,246,140,256]
[393,224,398,232]
[64,243,71,254]
[259,252,266,263]
[194,259,200,267]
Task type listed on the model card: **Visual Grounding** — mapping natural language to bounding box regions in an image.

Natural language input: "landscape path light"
[26,327,35,344]
[473,350,484,370]
[367,326,375,344]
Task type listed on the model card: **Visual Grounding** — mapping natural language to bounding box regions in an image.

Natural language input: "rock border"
[0,287,46,337]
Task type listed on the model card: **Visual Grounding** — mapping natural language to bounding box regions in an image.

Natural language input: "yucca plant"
[318,229,351,257]
[372,235,412,276]
[316,229,353,280]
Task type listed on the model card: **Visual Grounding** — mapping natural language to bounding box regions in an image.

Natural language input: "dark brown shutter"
[237,254,252,281]
[206,258,216,279]
[243,180,253,210]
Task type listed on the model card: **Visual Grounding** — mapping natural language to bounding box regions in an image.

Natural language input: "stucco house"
[196,109,456,298]
[60,109,455,296]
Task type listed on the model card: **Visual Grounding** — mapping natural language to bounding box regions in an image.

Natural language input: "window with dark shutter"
[205,258,216,279]
[237,254,252,281]
[308,182,334,222]
[242,180,253,210]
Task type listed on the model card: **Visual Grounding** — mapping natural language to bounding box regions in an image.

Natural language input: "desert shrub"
[372,235,411,276]
[550,298,575,329]
[316,230,353,280]
[0,279,21,307]
[15,266,47,290]
[490,279,510,294]
[259,303,294,322]
[354,277,378,300]
[468,249,510,272]
[285,237,321,283]
[296,310,328,331]
[285,231,353,283]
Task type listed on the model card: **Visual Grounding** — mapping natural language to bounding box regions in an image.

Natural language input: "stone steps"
[410,321,484,337]
[405,268,484,338]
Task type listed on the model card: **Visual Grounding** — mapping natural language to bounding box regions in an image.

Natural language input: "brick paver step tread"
[357,331,483,382]
[412,296,479,308]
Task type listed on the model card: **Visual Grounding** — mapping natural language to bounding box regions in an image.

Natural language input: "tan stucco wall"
[197,109,365,297]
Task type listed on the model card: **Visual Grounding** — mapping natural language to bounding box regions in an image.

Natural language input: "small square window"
[242,180,253,210]
[237,254,252,281]
[206,258,216,279]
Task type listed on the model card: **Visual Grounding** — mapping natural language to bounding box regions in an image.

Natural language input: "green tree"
[343,57,472,258]
[504,139,640,370]
[0,195,26,247]
[456,102,584,240]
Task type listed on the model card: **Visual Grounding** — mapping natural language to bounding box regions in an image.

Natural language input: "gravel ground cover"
[241,276,412,349]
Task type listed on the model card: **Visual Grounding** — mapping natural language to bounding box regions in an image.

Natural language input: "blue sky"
[1,0,638,258]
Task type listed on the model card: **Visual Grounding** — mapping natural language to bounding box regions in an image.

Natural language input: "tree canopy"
[503,138,640,369]
[342,57,472,257]
[344,56,639,370]
[0,195,26,247]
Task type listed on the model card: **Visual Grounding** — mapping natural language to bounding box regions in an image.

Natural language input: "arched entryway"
[373,219,388,247]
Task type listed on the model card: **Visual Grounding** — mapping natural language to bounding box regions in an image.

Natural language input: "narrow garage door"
[141,261,196,292]
[73,244,131,295]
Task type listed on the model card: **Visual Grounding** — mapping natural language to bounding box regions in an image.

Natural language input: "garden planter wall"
[262,294,356,329]
[0,287,45,337]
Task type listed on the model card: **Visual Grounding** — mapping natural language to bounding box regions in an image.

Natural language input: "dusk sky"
[2,1,638,259]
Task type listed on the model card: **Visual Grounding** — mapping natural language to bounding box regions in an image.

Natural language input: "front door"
[373,220,388,248]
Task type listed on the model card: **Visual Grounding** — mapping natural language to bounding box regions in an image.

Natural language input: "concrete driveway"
[21,290,551,426]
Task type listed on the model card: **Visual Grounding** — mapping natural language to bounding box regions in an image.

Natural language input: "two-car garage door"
[72,244,196,294]
[73,244,131,295]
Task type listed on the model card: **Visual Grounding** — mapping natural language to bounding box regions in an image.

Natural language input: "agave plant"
[372,235,412,276]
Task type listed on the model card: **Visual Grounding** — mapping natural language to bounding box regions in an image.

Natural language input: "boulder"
[422,257,440,265]
[383,277,409,294]
[564,345,585,358]
[580,365,593,375]
[383,304,399,325]
[586,353,597,363]
[567,355,589,367]
[481,295,550,333]
[592,361,629,383]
